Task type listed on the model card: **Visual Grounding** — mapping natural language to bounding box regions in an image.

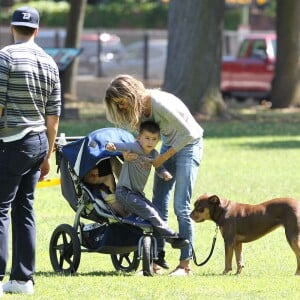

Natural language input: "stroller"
[49,128,158,276]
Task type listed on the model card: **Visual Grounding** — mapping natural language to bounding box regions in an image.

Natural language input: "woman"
[104,74,203,276]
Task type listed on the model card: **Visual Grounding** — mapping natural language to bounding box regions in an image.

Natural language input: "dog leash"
[192,225,219,267]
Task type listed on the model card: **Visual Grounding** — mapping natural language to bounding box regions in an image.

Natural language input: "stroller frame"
[49,129,159,276]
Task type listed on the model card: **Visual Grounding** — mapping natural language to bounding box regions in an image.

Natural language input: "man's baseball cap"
[11,6,39,29]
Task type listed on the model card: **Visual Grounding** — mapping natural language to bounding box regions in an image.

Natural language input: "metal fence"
[0,28,255,80]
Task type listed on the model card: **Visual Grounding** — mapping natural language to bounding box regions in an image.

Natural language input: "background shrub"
[0,0,168,29]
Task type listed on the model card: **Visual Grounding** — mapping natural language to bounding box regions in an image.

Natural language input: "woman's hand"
[163,171,173,181]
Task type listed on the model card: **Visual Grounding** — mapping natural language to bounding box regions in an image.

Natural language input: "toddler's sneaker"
[165,235,190,249]
[3,280,34,294]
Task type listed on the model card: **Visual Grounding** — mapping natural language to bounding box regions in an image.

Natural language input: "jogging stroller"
[49,128,158,276]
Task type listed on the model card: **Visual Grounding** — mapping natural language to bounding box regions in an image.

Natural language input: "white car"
[36,30,124,75]
[101,39,167,80]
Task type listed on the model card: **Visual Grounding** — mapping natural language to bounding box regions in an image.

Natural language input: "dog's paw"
[235,265,244,275]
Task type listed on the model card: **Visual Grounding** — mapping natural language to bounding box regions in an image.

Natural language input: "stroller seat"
[80,183,117,221]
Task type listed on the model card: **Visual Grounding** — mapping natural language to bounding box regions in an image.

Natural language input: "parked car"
[79,32,124,75]
[35,30,124,75]
[221,33,277,101]
[101,39,167,80]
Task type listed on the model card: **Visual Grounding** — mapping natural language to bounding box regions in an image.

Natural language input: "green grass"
[4,108,300,299]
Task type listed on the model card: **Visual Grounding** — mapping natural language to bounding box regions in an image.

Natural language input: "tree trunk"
[271,0,300,108]
[163,0,227,117]
[63,0,87,97]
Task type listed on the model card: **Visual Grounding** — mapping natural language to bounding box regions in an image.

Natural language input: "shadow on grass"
[203,121,300,138]
[200,106,300,139]
[59,102,300,139]
[238,140,300,149]
[35,270,134,277]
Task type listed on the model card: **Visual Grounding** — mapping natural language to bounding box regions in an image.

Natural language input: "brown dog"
[190,194,300,275]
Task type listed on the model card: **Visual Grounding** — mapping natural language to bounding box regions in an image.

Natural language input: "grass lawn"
[4,103,300,299]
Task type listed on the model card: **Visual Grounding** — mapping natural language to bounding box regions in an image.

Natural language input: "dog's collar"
[211,205,224,225]
[212,199,230,225]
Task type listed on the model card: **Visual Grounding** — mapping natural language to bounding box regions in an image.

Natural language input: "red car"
[221,33,276,101]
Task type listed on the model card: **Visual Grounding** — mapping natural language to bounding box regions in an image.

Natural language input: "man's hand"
[39,157,51,180]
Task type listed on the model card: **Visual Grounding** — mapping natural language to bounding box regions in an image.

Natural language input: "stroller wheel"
[49,223,81,274]
[111,250,140,272]
[142,236,154,277]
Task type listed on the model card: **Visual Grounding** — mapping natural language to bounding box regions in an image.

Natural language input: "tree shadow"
[238,139,300,150]
[34,270,134,277]
[199,106,300,139]
[203,121,300,138]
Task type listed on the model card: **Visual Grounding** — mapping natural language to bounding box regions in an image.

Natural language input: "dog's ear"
[208,195,220,205]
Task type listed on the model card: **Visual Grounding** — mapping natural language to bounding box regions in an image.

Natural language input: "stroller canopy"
[62,127,135,178]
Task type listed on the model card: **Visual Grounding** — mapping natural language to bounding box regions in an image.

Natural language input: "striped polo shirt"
[0,40,61,140]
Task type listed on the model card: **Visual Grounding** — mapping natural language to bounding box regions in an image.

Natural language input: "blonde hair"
[104,75,149,130]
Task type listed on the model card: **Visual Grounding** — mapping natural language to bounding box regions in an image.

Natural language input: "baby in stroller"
[82,158,128,217]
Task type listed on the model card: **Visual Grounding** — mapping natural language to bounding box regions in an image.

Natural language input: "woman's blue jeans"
[152,138,203,262]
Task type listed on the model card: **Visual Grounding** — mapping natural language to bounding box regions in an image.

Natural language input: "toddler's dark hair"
[139,120,160,134]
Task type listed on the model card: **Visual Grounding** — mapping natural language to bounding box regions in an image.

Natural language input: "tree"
[163,0,227,117]
[63,0,87,97]
[271,0,300,108]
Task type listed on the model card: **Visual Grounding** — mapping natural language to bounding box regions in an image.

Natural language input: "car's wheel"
[142,236,154,277]
[235,96,246,102]
[49,223,81,274]
[111,250,140,272]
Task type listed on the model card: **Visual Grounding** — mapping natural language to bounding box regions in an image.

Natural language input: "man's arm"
[39,115,59,179]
